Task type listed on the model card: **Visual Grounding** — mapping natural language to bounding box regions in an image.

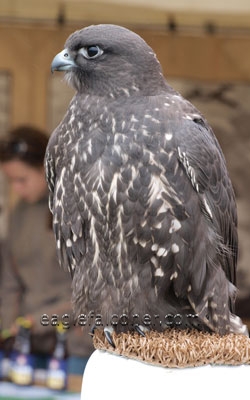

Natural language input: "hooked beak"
[51,49,77,73]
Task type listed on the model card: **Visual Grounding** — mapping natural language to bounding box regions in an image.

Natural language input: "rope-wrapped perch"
[93,329,250,368]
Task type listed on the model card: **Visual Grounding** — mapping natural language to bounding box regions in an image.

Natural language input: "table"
[0,381,81,399]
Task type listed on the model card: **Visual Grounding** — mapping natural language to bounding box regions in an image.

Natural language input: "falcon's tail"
[188,265,248,336]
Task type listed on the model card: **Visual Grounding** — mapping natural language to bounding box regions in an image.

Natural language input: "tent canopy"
[0,0,249,31]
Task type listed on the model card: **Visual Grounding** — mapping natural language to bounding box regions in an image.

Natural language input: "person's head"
[0,126,49,203]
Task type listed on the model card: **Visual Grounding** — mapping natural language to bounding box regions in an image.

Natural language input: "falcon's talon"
[89,324,96,337]
[104,326,115,348]
[134,324,148,337]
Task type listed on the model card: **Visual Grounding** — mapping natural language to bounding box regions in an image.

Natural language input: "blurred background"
[0,0,249,327]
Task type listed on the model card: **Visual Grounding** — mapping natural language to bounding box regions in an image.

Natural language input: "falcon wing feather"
[176,114,237,285]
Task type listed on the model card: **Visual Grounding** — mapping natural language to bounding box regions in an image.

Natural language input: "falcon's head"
[51,24,165,97]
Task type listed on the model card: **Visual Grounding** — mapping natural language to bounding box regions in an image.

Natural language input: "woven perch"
[93,328,250,368]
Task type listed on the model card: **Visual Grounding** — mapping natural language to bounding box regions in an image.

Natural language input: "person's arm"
[1,239,22,336]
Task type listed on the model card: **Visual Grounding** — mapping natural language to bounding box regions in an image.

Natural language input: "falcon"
[46,24,247,342]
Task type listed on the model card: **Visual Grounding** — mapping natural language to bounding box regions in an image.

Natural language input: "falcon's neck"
[67,62,168,99]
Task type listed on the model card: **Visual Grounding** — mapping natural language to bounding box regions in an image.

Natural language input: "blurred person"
[0,125,93,382]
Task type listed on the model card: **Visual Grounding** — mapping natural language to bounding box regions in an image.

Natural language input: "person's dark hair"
[0,125,49,168]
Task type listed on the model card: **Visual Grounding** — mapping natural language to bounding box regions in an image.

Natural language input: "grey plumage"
[46,24,247,335]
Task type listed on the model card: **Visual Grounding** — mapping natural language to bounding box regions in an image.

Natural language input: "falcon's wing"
[120,94,238,332]
[175,112,237,286]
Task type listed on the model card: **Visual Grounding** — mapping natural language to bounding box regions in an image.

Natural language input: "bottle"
[10,317,34,385]
[46,323,67,390]
[0,319,4,380]
[0,329,16,381]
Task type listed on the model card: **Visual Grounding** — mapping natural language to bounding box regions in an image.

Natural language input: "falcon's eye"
[79,46,103,60]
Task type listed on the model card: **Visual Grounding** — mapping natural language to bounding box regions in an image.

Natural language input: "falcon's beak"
[51,49,77,73]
